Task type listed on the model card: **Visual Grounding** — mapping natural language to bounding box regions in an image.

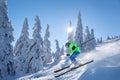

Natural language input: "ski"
[54,60,94,78]
[54,64,72,73]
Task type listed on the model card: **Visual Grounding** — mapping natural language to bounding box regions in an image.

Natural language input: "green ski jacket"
[69,42,81,55]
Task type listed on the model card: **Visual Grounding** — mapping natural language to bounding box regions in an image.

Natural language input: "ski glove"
[67,54,70,56]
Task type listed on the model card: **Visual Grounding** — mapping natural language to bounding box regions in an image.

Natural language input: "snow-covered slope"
[80,54,120,80]
[17,40,120,80]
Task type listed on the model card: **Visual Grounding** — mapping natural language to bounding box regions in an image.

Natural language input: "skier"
[65,41,81,66]
[54,42,93,78]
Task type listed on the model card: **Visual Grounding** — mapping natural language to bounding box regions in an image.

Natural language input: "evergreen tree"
[100,37,103,43]
[14,18,30,73]
[32,16,43,45]
[26,16,43,73]
[0,0,15,79]
[60,46,64,55]
[68,21,74,42]
[75,11,83,51]
[107,36,110,40]
[97,38,100,43]
[14,18,29,56]
[54,40,61,63]
[43,24,52,64]
[84,26,91,51]
[90,29,96,49]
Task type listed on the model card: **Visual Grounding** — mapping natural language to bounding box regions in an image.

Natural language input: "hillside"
[17,39,120,80]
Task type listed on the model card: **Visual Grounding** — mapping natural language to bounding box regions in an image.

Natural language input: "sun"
[67,27,73,33]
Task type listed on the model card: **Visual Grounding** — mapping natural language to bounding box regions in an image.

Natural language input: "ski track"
[18,40,120,80]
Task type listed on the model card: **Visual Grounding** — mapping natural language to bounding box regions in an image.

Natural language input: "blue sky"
[7,0,120,51]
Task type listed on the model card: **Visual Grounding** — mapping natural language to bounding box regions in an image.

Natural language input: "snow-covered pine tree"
[107,36,110,40]
[97,37,103,43]
[84,26,91,51]
[54,40,61,63]
[112,36,114,39]
[75,11,83,51]
[60,46,64,55]
[0,0,15,79]
[97,38,100,43]
[14,18,29,56]
[14,18,30,73]
[68,21,74,42]
[90,29,96,49]
[32,16,43,44]
[43,24,52,64]
[27,16,43,73]
[100,37,103,43]
[83,33,86,43]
